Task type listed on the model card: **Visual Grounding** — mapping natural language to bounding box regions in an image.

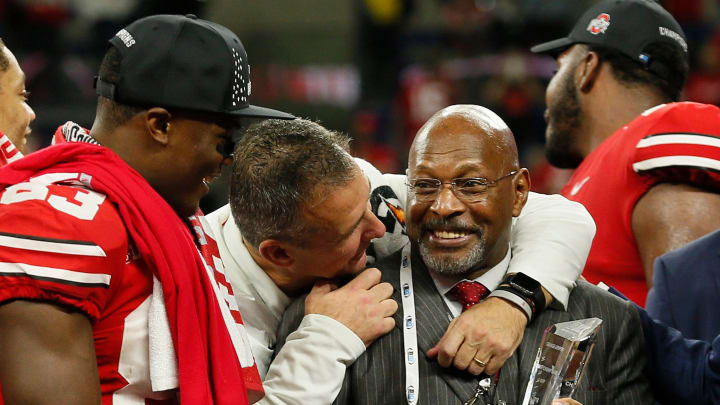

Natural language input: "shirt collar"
[221,208,291,318]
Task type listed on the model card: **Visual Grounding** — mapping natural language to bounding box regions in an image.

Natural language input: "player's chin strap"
[399,242,419,404]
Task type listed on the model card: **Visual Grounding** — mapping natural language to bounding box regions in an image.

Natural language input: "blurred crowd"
[0,1,720,404]
[3,0,719,211]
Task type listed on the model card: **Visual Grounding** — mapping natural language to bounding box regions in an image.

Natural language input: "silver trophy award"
[521,317,602,405]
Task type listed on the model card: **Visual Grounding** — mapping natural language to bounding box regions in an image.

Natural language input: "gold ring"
[472,357,487,368]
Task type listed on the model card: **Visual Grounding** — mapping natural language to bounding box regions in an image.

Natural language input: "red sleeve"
[632,102,720,192]
[0,183,128,322]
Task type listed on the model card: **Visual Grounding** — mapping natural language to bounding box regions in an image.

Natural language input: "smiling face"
[285,169,386,284]
[406,106,527,278]
[0,46,35,153]
[156,110,234,217]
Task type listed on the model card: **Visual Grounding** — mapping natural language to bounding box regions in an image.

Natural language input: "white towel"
[148,275,179,392]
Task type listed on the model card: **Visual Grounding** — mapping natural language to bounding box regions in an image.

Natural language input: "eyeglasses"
[407,170,518,203]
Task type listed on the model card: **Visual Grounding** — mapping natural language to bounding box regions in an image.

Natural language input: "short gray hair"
[229,118,356,247]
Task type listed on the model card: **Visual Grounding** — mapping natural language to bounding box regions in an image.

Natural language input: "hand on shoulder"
[304,267,398,346]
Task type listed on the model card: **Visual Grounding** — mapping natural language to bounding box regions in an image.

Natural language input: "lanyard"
[399,243,500,405]
[399,242,419,404]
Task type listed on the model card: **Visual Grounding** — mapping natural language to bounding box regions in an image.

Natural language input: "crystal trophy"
[521,317,602,405]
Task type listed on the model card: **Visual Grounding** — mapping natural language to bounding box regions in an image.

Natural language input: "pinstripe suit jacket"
[275,249,653,405]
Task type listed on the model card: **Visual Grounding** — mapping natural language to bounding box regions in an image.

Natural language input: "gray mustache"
[421,218,481,234]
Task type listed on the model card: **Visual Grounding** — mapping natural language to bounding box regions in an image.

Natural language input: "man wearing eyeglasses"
[276,105,652,405]
[207,116,600,403]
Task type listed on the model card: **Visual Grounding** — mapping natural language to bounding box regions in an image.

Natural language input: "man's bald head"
[410,105,519,175]
[406,104,529,278]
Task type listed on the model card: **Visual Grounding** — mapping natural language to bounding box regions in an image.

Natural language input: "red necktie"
[448,281,489,312]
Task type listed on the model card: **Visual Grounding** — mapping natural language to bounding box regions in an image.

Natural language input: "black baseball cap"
[531,0,687,79]
[94,14,294,121]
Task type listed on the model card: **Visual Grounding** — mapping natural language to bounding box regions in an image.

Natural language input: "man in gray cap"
[531,0,720,306]
[0,14,291,405]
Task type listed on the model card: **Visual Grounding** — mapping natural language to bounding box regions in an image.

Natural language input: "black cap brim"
[530,37,575,56]
[228,104,295,120]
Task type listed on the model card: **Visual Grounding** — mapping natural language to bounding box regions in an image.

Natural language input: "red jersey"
[0,179,261,403]
[0,175,176,404]
[0,125,262,404]
[562,102,720,305]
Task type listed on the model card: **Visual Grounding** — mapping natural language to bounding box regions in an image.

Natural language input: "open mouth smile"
[426,229,478,248]
[432,230,471,239]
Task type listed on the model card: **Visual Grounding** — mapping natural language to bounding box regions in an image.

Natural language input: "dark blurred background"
[2,0,718,212]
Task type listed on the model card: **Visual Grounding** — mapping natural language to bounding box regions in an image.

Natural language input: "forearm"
[509,192,595,309]
[260,314,365,405]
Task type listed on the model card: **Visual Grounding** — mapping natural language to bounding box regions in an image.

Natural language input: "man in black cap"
[0,14,292,405]
[531,0,720,306]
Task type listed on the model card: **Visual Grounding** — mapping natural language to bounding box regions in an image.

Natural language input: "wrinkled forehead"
[301,168,369,240]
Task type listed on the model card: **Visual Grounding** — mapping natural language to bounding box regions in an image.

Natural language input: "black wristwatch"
[494,272,546,321]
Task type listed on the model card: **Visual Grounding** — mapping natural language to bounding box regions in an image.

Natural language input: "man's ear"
[511,168,530,217]
[577,50,602,93]
[258,239,295,268]
[146,107,172,145]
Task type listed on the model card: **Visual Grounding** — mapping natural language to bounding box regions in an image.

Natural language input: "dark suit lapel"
[496,308,575,403]
[497,327,546,403]
[496,346,523,403]
[382,249,452,357]
[383,250,409,341]
[410,251,484,401]
[715,245,720,298]
[410,253,453,357]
